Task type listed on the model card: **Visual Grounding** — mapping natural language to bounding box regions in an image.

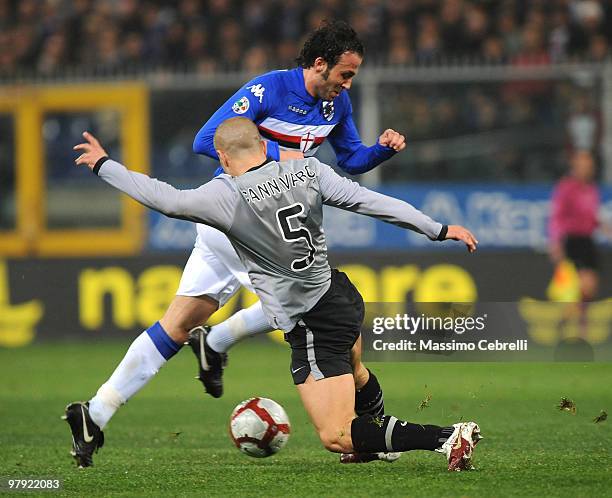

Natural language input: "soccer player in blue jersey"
[193,22,405,171]
[67,21,406,467]
[188,20,404,407]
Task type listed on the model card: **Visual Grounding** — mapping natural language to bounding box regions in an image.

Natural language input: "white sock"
[88,322,180,429]
[207,301,273,353]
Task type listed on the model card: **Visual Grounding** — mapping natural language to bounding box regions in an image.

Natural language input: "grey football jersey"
[98,157,443,331]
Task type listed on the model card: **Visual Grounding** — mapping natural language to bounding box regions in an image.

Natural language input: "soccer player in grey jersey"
[67,118,482,471]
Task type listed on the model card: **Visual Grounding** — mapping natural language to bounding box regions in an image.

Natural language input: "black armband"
[436,225,448,241]
[92,156,110,176]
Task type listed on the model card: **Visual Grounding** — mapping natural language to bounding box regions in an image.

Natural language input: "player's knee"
[159,306,213,344]
[160,295,217,338]
[318,429,343,452]
[317,424,352,453]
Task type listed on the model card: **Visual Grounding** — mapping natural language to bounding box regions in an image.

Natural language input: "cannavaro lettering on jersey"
[241,165,316,203]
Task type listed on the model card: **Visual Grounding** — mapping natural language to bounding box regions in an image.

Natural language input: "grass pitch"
[0,340,610,497]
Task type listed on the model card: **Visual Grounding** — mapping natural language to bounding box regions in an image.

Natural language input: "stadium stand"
[0,0,610,76]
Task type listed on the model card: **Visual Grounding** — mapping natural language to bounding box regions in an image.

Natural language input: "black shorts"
[564,235,599,270]
[285,269,365,385]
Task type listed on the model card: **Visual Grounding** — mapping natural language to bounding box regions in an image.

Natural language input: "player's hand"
[445,225,478,253]
[73,131,108,170]
[378,129,406,152]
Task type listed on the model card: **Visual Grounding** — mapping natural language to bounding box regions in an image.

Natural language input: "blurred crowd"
[378,77,601,182]
[0,0,606,186]
[0,0,611,76]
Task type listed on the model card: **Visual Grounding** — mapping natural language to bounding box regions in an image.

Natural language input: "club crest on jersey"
[232,96,250,114]
[300,132,316,153]
[322,101,334,121]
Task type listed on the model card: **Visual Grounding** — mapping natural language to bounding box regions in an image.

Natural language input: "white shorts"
[176,224,253,306]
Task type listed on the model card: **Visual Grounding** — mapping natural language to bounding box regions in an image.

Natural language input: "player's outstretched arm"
[74,131,187,217]
[327,110,404,174]
[316,159,477,251]
[74,132,233,230]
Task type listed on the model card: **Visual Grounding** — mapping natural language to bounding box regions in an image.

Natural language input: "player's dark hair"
[296,20,364,69]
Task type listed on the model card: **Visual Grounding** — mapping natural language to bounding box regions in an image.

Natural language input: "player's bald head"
[214,117,263,157]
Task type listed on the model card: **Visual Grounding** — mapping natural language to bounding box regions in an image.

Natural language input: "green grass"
[0,340,611,497]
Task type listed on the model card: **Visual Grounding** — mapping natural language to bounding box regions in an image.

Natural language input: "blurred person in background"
[36,31,68,75]
[387,40,414,65]
[0,30,17,74]
[120,31,146,68]
[242,45,269,73]
[387,20,413,65]
[462,3,489,55]
[415,13,442,63]
[549,150,606,302]
[497,10,522,57]
[481,35,506,63]
[566,92,601,156]
[549,8,571,62]
[96,26,121,70]
[568,0,606,55]
[439,0,465,55]
[588,33,609,61]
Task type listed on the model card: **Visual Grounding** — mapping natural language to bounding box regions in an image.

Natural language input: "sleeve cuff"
[373,142,396,157]
[436,225,448,241]
[92,156,110,175]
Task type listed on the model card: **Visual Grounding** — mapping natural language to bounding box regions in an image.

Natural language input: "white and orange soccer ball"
[229,397,291,458]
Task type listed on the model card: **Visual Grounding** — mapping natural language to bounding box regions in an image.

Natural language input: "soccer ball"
[229,397,291,458]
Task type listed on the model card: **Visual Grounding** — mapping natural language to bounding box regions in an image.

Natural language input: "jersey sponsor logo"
[300,132,317,153]
[288,105,308,115]
[246,83,265,103]
[232,96,250,114]
[322,101,335,121]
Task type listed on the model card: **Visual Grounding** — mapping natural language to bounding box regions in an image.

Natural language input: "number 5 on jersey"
[276,203,316,271]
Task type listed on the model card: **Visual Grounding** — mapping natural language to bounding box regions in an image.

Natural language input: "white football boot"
[437,421,482,471]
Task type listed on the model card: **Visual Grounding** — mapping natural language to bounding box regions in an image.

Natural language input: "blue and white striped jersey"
[193,68,396,176]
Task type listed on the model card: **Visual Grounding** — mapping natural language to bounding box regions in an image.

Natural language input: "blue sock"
[89,322,182,429]
[146,321,182,360]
